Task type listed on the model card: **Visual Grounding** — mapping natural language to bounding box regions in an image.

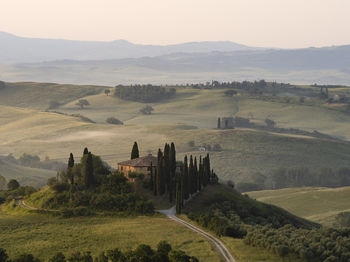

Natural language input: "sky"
[1,0,350,48]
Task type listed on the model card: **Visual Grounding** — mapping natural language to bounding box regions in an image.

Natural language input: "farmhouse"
[118,154,157,182]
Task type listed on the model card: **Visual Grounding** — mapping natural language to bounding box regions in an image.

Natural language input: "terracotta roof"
[118,154,157,167]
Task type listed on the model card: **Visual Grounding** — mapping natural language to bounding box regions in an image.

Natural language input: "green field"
[247,186,350,226]
[1,82,350,186]
[0,210,220,261]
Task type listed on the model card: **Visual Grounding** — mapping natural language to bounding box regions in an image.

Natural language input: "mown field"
[247,186,350,226]
[1,82,350,185]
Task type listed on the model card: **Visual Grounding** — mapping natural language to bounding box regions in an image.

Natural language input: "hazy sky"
[1,0,350,48]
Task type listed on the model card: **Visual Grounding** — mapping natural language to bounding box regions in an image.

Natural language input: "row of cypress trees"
[175,154,218,214]
[149,143,177,203]
[145,142,218,214]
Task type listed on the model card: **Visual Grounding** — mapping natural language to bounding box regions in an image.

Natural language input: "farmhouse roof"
[118,154,157,167]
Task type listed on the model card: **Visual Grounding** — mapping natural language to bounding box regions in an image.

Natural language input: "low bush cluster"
[244,224,350,262]
[0,241,198,262]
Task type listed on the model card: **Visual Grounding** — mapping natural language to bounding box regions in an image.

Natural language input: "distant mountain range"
[0,32,259,64]
[0,32,349,85]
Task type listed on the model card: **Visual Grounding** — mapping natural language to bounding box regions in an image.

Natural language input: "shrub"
[212,144,222,152]
[106,117,123,125]
[140,105,154,115]
[7,179,19,191]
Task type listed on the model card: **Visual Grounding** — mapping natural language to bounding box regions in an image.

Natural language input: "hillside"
[2,84,350,186]
[247,187,350,226]
[0,82,105,110]
[0,159,55,188]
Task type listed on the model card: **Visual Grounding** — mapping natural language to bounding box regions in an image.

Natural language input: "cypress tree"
[207,154,211,184]
[194,157,198,193]
[189,155,194,195]
[82,152,94,187]
[83,147,89,155]
[160,157,166,195]
[169,142,176,203]
[163,143,170,193]
[131,142,139,159]
[67,153,75,184]
[183,156,189,200]
[156,149,162,195]
[150,162,154,192]
[175,174,182,214]
[202,156,208,187]
[157,149,166,195]
[198,156,202,191]
[217,117,221,129]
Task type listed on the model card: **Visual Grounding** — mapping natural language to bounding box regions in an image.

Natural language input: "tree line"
[0,240,198,262]
[244,224,350,262]
[114,85,176,102]
[236,166,350,192]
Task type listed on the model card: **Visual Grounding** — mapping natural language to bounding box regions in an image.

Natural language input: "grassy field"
[247,186,350,226]
[0,210,220,261]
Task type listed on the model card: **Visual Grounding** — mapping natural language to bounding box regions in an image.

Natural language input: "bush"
[264,118,275,128]
[106,117,123,125]
[212,144,222,152]
[7,179,20,191]
[140,105,154,115]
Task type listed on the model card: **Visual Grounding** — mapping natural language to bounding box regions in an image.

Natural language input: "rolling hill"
[247,187,350,227]
[1,82,350,187]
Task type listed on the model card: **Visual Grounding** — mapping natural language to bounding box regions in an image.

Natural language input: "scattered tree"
[7,179,19,191]
[104,89,111,96]
[264,118,275,128]
[140,105,154,115]
[76,99,90,109]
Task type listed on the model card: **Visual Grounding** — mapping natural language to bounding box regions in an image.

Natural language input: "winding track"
[158,207,235,262]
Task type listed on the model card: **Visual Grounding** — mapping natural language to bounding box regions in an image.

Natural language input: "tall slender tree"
[217,117,221,129]
[150,162,154,192]
[82,152,94,187]
[183,156,189,200]
[67,153,75,184]
[83,147,89,155]
[194,157,198,193]
[189,155,195,195]
[169,142,176,203]
[131,142,139,159]
[163,143,170,193]
[198,156,202,191]
[175,173,182,214]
